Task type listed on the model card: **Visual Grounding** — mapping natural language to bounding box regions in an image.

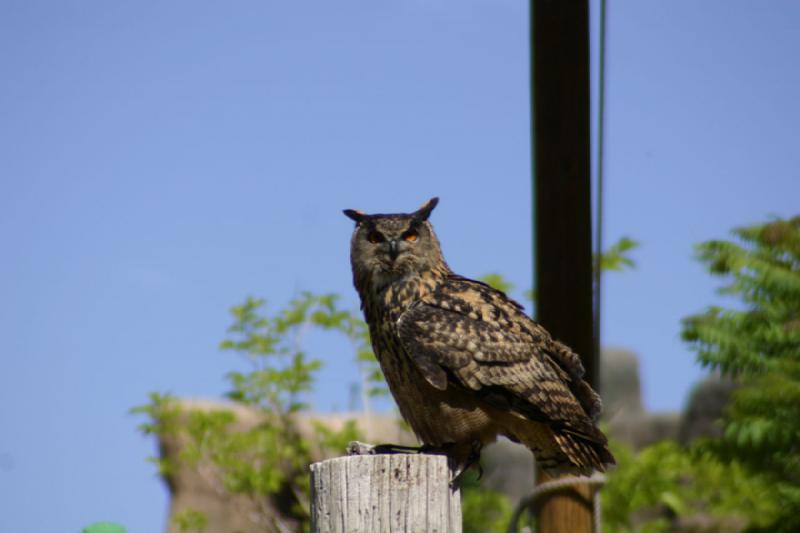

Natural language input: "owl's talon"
[347,441,378,455]
[448,441,483,488]
[469,440,483,474]
[449,463,472,489]
[371,443,424,455]
[419,443,453,455]
[348,441,458,456]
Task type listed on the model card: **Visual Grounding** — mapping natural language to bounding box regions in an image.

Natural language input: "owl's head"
[343,197,447,290]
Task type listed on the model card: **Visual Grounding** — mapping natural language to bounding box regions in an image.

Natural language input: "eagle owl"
[343,197,614,474]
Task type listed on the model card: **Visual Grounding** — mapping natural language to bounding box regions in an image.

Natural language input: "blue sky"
[1,1,798,531]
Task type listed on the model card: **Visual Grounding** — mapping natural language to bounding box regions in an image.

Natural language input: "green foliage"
[459,471,512,533]
[131,391,181,436]
[480,236,639,302]
[221,293,385,408]
[130,392,182,478]
[682,218,800,375]
[605,217,800,532]
[479,273,515,294]
[603,439,779,532]
[597,236,639,272]
[134,293,381,530]
[172,508,208,533]
[681,216,800,531]
[81,523,127,533]
[311,419,361,453]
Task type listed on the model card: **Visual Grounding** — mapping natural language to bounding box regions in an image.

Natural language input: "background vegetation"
[603,216,800,532]
[135,218,799,532]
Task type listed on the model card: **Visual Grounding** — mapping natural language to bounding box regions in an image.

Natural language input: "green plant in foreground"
[459,470,512,533]
[602,439,779,533]
[134,294,368,531]
[682,216,800,532]
[604,216,800,532]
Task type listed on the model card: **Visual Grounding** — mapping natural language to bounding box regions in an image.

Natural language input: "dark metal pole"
[532,0,595,387]
[532,1,595,531]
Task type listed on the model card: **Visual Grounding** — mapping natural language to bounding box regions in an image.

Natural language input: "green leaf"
[478,273,514,293]
[81,523,127,533]
[598,236,640,272]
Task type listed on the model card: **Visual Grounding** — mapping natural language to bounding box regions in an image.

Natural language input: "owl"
[343,197,614,475]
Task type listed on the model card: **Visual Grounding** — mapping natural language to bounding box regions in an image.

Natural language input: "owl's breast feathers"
[385,274,614,473]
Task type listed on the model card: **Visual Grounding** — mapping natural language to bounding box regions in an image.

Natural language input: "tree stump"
[309,454,462,533]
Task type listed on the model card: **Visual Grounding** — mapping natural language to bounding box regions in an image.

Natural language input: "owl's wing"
[396,277,602,440]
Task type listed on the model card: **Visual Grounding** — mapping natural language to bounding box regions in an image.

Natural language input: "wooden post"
[531,0,596,532]
[309,454,462,533]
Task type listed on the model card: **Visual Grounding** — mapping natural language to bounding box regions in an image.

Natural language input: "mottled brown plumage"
[343,198,615,474]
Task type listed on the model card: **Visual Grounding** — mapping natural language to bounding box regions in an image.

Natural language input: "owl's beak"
[388,239,399,261]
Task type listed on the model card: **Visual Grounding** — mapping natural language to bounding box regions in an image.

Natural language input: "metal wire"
[594,0,608,395]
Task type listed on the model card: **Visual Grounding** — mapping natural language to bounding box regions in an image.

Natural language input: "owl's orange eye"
[367,231,385,244]
[403,229,419,242]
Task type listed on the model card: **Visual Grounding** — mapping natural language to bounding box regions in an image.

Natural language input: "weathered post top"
[310,454,461,533]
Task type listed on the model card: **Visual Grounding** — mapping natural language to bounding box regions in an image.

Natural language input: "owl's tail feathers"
[508,421,615,476]
[549,430,615,475]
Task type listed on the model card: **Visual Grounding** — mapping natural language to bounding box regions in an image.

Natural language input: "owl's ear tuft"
[343,209,367,223]
[413,197,439,222]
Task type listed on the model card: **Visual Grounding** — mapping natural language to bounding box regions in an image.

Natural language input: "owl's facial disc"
[372,222,420,265]
[347,201,443,292]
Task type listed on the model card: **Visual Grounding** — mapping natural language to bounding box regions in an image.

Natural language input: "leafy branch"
[133,293,373,531]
